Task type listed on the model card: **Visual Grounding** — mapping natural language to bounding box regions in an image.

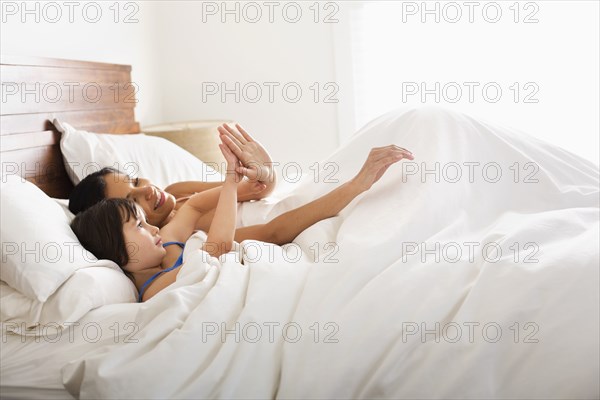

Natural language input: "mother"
[69,124,275,223]
[69,123,414,244]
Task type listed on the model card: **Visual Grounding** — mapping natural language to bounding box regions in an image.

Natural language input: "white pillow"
[1,267,137,336]
[55,119,223,188]
[54,197,75,220]
[0,175,123,302]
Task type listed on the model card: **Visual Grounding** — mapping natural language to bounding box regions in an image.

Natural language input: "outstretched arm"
[234,145,414,245]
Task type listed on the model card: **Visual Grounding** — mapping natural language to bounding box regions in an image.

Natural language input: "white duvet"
[62,106,599,399]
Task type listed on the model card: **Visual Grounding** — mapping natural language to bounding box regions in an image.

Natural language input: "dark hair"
[70,198,139,268]
[68,167,123,215]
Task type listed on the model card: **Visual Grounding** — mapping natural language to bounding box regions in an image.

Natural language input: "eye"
[137,221,143,228]
[134,177,140,186]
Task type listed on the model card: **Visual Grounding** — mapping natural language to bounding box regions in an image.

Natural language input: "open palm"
[217,123,274,183]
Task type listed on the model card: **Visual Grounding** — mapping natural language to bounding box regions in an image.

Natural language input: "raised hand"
[217,123,274,183]
[351,145,414,192]
[218,137,243,183]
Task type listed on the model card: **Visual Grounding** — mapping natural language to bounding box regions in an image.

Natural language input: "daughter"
[71,139,413,302]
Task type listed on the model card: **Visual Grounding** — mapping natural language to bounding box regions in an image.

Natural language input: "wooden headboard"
[1,55,140,199]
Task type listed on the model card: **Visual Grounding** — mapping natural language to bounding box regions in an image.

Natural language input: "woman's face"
[103,172,176,227]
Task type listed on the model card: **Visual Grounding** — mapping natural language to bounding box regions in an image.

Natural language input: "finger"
[223,123,248,145]
[371,145,413,157]
[375,153,407,169]
[386,144,412,153]
[218,125,243,148]
[220,134,243,156]
[365,148,386,163]
[218,143,227,157]
[369,146,403,159]
[393,150,414,160]
[372,148,402,163]
[219,143,238,162]
[393,145,413,155]
[375,148,414,162]
[397,147,414,159]
[237,165,258,180]
[235,123,254,142]
[390,152,413,162]
[218,144,233,162]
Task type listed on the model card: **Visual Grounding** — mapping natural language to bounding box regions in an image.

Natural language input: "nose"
[132,186,153,201]
[150,225,160,235]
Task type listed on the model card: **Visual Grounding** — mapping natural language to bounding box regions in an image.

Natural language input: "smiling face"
[121,205,167,274]
[103,172,176,227]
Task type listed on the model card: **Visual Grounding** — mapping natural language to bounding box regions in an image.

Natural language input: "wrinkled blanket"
[63,106,599,399]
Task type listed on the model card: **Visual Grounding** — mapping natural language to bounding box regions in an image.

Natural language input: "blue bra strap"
[137,241,185,302]
[163,241,185,248]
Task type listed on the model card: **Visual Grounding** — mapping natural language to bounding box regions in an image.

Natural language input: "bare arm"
[201,141,242,256]
[165,179,266,203]
[141,178,236,301]
[235,145,415,245]
[203,178,237,256]
[139,185,226,302]
[164,181,221,198]
[161,142,241,258]
[141,145,412,301]
[158,187,223,261]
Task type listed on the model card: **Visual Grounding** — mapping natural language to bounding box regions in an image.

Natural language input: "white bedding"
[3,106,599,399]
[1,302,140,398]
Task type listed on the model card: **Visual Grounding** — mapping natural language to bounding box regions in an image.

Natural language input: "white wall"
[151,1,339,173]
[344,1,600,166]
[1,1,341,174]
[8,1,593,170]
[0,1,163,125]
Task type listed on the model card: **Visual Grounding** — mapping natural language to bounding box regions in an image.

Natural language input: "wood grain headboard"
[1,55,140,199]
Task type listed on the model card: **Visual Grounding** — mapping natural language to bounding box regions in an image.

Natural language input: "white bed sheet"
[2,106,598,399]
[1,302,140,398]
[0,387,73,400]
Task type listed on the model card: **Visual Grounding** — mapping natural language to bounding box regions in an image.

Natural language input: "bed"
[1,56,599,399]
[0,55,143,399]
